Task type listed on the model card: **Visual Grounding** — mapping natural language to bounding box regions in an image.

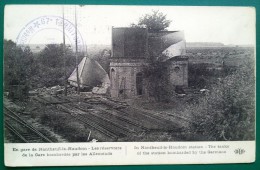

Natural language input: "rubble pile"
[29,84,111,97]
[67,87,78,95]
[29,85,78,96]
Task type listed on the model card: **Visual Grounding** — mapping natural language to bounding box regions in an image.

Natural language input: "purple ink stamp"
[16,15,85,52]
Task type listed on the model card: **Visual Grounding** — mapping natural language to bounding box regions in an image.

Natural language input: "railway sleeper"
[4,107,53,142]
[76,114,130,137]
[59,103,132,136]
[57,105,121,139]
[77,101,149,131]
[71,114,120,139]
[68,103,137,134]
[5,122,28,142]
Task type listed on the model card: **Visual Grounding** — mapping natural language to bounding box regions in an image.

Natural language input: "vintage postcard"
[3,5,255,166]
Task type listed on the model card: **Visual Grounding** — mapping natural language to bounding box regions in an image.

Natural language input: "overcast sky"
[4,5,255,46]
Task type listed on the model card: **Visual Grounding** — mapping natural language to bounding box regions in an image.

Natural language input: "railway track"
[35,95,187,140]
[68,102,148,131]
[54,95,156,130]
[84,97,182,130]
[68,103,138,133]
[36,96,122,139]
[55,95,183,130]
[56,104,120,139]
[51,96,147,139]
[4,106,53,143]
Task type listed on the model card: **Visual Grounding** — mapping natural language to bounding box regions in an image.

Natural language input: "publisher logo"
[234,148,245,155]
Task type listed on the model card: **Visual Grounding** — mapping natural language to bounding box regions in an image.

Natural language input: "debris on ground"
[200,88,210,93]
[29,85,79,96]
[92,86,108,95]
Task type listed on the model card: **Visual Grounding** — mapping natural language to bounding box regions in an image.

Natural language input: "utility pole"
[75,5,80,95]
[62,6,67,96]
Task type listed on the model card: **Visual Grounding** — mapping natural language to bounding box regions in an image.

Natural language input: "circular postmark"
[16,15,85,52]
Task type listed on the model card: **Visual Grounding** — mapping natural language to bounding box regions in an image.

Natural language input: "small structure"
[110,27,188,99]
[68,57,110,93]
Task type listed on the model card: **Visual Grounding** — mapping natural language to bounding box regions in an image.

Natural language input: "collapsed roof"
[111,27,186,61]
[148,31,186,61]
[68,57,110,88]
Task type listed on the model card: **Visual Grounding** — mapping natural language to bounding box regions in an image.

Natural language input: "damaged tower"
[110,27,188,99]
[110,27,149,98]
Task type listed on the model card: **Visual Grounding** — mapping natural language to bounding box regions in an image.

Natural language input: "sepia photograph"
[3,4,256,166]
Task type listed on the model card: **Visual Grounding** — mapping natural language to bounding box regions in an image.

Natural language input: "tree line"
[4,40,83,92]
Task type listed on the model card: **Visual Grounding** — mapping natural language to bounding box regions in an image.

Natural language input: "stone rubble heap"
[29,85,78,96]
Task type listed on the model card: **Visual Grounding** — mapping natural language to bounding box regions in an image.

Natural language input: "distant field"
[186,46,254,67]
[186,46,255,89]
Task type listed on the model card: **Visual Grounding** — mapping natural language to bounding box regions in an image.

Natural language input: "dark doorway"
[136,72,143,95]
[110,68,115,88]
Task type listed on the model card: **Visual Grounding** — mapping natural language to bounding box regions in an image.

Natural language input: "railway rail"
[33,95,189,140]
[39,95,147,140]
[82,96,183,130]
[4,106,53,143]
[56,104,121,139]
[56,95,175,130]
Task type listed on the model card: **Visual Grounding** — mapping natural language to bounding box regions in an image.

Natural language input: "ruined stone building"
[109,27,188,99]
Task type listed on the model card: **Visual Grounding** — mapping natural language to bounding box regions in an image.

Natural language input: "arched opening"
[110,68,115,87]
[174,66,180,73]
[136,72,143,95]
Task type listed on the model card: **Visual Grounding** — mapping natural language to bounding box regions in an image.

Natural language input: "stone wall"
[110,59,149,99]
[166,57,189,87]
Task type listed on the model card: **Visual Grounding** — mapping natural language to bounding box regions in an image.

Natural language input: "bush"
[188,63,223,89]
[4,40,36,91]
[188,59,255,140]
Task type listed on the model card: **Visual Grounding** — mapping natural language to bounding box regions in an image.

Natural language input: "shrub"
[188,59,255,140]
